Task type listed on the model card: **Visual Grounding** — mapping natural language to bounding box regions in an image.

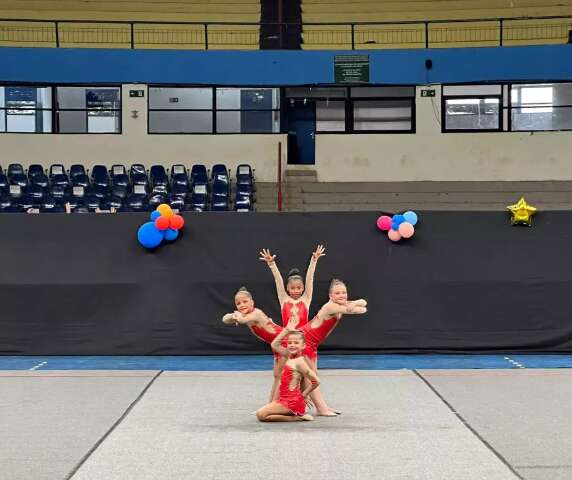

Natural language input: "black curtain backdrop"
[1,211,572,355]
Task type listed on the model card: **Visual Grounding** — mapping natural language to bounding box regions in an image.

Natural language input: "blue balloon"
[137,222,163,249]
[393,214,405,225]
[164,228,179,242]
[403,210,418,226]
[150,211,161,221]
[391,221,400,231]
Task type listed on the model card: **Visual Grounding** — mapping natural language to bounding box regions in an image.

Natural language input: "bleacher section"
[301,0,572,49]
[0,0,260,49]
[0,163,256,213]
[281,170,572,211]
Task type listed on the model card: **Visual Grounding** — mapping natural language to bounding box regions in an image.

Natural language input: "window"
[286,86,415,133]
[511,83,572,131]
[0,86,52,133]
[442,85,502,132]
[148,87,280,133]
[56,86,121,133]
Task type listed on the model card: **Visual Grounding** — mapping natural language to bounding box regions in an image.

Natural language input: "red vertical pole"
[278,142,283,212]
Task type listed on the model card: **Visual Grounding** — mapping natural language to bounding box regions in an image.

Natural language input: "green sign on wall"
[334,55,370,84]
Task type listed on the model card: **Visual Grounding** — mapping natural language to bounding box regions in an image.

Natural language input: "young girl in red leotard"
[259,244,325,330]
[222,287,285,401]
[255,318,320,422]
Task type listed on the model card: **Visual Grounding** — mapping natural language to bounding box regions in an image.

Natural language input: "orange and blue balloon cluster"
[376,211,418,242]
[137,203,185,249]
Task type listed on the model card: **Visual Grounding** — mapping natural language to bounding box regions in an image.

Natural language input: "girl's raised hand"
[259,248,276,265]
[312,244,326,261]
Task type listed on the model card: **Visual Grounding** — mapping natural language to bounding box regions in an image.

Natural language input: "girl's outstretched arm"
[301,244,326,305]
[259,248,288,303]
[270,326,292,358]
[319,300,368,319]
[299,361,320,398]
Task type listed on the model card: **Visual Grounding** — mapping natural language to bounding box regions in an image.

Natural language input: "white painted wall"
[315,86,572,181]
[0,85,287,182]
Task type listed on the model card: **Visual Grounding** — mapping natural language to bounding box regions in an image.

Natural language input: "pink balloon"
[398,222,415,239]
[377,215,392,232]
[387,229,402,242]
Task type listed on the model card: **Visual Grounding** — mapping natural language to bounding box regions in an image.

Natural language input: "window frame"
[147,85,281,135]
[508,81,572,133]
[0,84,123,135]
[441,86,503,133]
[0,85,54,134]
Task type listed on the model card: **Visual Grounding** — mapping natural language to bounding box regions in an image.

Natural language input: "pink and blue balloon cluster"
[137,203,185,249]
[377,210,418,242]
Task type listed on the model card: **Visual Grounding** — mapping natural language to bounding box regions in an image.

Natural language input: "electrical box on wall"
[421,89,436,97]
[129,90,144,98]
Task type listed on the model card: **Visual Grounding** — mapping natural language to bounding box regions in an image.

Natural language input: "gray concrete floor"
[2,369,571,480]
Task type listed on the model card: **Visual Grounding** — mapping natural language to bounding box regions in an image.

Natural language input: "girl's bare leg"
[305,357,339,416]
[256,402,313,422]
[269,361,280,402]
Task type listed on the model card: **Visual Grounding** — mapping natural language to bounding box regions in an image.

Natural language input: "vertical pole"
[351,23,355,50]
[499,19,503,46]
[204,23,209,50]
[278,142,283,212]
[425,21,429,48]
[130,22,134,48]
[55,21,60,47]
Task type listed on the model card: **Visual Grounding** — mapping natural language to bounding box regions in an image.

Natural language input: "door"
[287,100,316,165]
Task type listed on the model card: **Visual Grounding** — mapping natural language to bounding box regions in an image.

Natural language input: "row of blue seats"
[0,163,256,213]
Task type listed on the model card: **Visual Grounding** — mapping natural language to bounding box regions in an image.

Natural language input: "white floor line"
[503,356,525,369]
[29,361,48,371]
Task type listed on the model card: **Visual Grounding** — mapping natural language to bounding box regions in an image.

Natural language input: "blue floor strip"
[1,354,571,371]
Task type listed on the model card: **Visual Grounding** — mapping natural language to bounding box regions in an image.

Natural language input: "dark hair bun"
[287,268,300,278]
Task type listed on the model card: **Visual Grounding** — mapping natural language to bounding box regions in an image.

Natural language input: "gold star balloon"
[507,197,537,226]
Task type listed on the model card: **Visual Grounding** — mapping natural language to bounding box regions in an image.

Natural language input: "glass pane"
[149,111,213,133]
[351,86,415,98]
[445,98,499,130]
[216,88,279,110]
[149,87,212,110]
[512,83,572,107]
[216,110,279,133]
[58,110,87,133]
[6,111,51,133]
[87,110,120,133]
[354,99,412,131]
[316,100,345,132]
[512,106,572,131]
[58,87,120,109]
[0,110,5,132]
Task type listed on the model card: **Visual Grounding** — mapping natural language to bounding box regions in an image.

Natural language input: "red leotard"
[302,315,341,362]
[277,362,306,415]
[281,301,309,329]
[249,320,284,360]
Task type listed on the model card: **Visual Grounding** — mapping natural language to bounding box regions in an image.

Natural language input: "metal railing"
[0,16,570,49]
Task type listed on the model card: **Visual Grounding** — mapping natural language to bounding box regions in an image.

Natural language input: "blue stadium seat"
[8,183,23,199]
[211,164,229,184]
[84,194,101,211]
[49,184,68,199]
[168,194,185,212]
[26,184,45,200]
[191,164,208,181]
[102,196,123,211]
[110,184,129,200]
[124,193,148,212]
[40,196,65,213]
[0,194,13,212]
[8,163,28,188]
[91,165,110,188]
[17,193,39,210]
[234,194,252,211]
[148,193,167,210]
[49,164,70,187]
[150,165,169,194]
[0,170,8,194]
[29,166,49,188]
[171,164,189,189]
[189,184,208,211]
[235,164,255,193]
[171,183,189,198]
[70,164,90,188]
[86,184,108,199]
[211,179,229,211]
[110,164,130,188]
[130,164,148,186]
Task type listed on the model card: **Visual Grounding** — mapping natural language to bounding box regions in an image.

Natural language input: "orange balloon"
[155,216,170,231]
[156,203,174,218]
[398,222,415,239]
[169,214,185,231]
[387,229,402,242]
